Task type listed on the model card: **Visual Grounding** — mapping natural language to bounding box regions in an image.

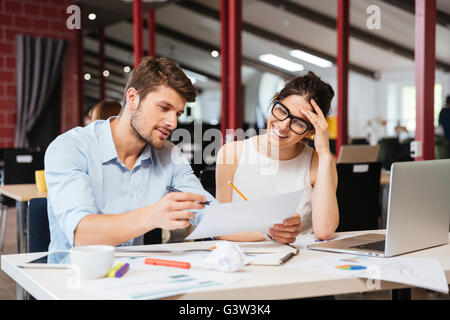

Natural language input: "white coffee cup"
[69,245,115,279]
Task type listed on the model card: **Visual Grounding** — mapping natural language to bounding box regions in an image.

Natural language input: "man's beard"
[130,112,166,149]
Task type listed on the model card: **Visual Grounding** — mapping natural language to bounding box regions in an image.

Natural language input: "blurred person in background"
[85,101,123,125]
[439,95,450,140]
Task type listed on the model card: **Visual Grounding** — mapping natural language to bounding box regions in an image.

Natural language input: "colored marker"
[145,258,191,269]
[114,262,130,278]
[228,181,248,201]
[107,262,124,278]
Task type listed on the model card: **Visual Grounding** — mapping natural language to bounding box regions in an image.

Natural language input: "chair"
[351,138,369,145]
[0,150,44,252]
[435,136,450,159]
[399,138,414,162]
[377,137,402,170]
[2,150,44,184]
[199,165,216,197]
[28,198,50,253]
[336,162,382,232]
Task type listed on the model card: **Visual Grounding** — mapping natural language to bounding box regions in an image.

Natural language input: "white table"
[2,230,450,300]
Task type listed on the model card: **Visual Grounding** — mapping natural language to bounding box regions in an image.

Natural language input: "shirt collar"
[98,117,154,166]
[137,143,153,166]
[98,118,119,164]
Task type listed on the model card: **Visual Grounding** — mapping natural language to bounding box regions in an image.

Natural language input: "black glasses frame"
[271,99,314,135]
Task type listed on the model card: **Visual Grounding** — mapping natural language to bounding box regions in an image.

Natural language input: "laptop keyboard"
[350,240,386,252]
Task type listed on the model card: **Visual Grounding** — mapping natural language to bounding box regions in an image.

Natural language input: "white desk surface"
[2,230,450,300]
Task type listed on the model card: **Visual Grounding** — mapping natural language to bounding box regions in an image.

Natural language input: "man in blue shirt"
[45,56,302,251]
[439,95,450,140]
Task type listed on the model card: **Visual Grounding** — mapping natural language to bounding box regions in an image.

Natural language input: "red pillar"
[147,9,156,58]
[133,0,143,67]
[227,0,242,132]
[336,0,350,157]
[220,0,228,139]
[98,26,105,101]
[415,0,436,161]
[220,0,242,141]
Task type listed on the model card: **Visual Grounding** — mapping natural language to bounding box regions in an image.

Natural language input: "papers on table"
[187,190,302,240]
[293,233,356,249]
[81,256,238,300]
[83,241,297,300]
[288,254,449,294]
[115,241,299,268]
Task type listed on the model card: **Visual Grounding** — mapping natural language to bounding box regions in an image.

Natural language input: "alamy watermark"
[66,5,81,30]
[365,265,382,290]
[367,5,382,30]
[170,126,281,176]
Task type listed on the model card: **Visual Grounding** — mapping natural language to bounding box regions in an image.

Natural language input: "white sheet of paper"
[293,233,357,249]
[288,255,449,294]
[81,257,238,300]
[186,190,303,240]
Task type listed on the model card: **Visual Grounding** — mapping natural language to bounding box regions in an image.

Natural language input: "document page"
[288,255,449,294]
[187,190,302,240]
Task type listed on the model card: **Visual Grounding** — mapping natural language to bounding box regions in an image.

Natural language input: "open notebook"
[116,241,300,267]
[239,241,299,266]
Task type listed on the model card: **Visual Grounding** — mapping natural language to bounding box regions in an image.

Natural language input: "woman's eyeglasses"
[271,100,314,135]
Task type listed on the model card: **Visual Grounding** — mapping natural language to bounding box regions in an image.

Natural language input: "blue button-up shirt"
[44,118,216,252]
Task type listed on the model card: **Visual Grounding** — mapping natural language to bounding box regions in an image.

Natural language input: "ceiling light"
[258,54,304,72]
[124,66,131,73]
[88,13,96,20]
[84,73,91,80]
[211,50,219,58]
[103,70,110,77]
[289,50,333,68]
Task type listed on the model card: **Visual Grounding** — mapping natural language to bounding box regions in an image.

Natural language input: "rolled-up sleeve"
[169,145,218,228]
[45,136,98,246]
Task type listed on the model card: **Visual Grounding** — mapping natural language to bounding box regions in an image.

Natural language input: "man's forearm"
[73,205,155,247]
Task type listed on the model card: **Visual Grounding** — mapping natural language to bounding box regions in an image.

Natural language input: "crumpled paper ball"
[204,241,249,272]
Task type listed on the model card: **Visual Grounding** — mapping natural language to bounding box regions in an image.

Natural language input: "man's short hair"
[121,56,197,110]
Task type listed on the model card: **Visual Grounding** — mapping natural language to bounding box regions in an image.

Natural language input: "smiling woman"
[215,71,339,243]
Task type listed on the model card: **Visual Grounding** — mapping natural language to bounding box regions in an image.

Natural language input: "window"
[400,84,443,131]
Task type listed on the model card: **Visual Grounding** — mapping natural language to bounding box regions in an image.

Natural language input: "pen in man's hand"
[166,186,211,205]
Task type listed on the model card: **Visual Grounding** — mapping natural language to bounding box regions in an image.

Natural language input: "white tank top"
[232,136,314,234]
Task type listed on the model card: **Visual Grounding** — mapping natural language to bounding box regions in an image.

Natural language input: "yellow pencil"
[228,180,248,201]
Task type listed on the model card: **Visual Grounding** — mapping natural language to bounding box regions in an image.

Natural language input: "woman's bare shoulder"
[217,139,245,165]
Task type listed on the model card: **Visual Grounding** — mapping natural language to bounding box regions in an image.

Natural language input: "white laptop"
[337,145,380,163]
[308,159,450,257]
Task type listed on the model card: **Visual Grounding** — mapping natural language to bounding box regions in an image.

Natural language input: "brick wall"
[0,0,81,148]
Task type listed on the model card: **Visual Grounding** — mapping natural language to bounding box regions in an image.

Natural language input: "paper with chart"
[288,255,449,294]
[186,190,303,240]
[81,257,238,300]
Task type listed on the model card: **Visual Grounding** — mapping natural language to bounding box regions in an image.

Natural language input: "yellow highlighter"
[228,181,248,201]
[107,262,124,278]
